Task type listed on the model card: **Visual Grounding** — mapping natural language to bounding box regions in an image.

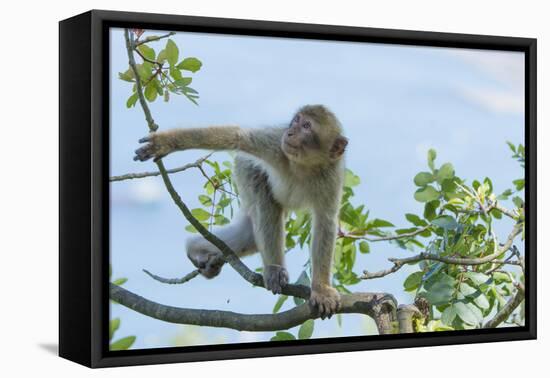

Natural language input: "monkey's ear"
[329,136,348,159]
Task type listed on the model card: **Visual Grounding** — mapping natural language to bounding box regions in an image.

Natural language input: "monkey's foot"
[309,285,342,319]
[188,250,225,279]
[263,265,289,294]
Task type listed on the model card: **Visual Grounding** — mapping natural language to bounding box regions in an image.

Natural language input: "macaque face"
[282,113,321,161]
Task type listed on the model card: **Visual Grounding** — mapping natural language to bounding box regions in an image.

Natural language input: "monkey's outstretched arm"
[134,126,287,165]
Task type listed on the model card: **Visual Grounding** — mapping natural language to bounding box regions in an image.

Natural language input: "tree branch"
[124,29,159,132]
[110,283,397,334]
[122,28,312,301]
[483,283,525,328]
[109,153,213,182]
[135,32,176,47]
[361,222,522,280]
[456,183,518,220]
[344,225,430,242]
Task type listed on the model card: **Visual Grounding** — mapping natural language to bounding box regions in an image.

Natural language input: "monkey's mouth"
[284,141,301,150]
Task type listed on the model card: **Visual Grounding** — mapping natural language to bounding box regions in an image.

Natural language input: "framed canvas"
[59,10,537,368]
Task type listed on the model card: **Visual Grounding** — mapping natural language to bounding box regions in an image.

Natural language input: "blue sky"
[109,27,525,349]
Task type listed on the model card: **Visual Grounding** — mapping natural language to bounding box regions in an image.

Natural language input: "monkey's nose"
[194,254,209,269]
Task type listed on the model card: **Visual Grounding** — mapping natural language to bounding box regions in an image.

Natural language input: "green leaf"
[270,331,296,341]
[157,49,167,63]
[298,319,314,339]
[473,292,490,310]
[414,185,440,202]
[506,141,516,153]
[512,196,524,208]
[423,273,455,305]
[135,63,152,82]
[137,44,155,61]
[414,172,435,186]
[118,68,135,82]
[185,224,197,233]
[497,189,513,201]
[144,81,158,102]
[441,178,458,194]
[175,78,193,87]
[214,214,230,225]
[441,304,457,325]
[109,318,120,340]
[459,282,477,296]
[405,213,428,227]
[165,39,179,66]
[177,57,203,72]
[198,195,212,206]
[424,200,440,221]
[191,208,211,221]
[345,169,361,187]
[492,271,512,283]
[513,179,525,191]
[483,177,493,193]
[428,149,437,171]
[431,215,458,230]
[110,336,136,351]
[454,301,479,326]
[436,163,455,184]
[112,278,127,286]
[169,66,183,81]
[126,92,138,108]
[218,197,232,208]
[369,218,395,228]
[181,86,198,94]
[359,241,370,254]
[293,271,310,305]
[272,295,288,313]
[464,271,490,286]
[403,271,424,291]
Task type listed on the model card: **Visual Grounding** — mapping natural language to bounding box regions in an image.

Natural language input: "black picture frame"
[59,9,537,368]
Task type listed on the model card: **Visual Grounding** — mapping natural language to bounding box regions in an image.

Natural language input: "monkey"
[134,105,348,319]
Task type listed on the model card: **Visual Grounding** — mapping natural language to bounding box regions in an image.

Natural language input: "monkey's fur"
[135,105,348,318]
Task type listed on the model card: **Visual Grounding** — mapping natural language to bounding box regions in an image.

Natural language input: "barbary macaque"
[134,105,348,318]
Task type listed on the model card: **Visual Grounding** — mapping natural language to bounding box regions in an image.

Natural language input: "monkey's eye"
[302,121,311,129]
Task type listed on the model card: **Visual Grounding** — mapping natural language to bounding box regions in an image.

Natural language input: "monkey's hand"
[134,132,176,162]
[309,284,341,319]
[263,264,289,294]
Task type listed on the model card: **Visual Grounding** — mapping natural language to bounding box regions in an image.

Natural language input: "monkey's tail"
[142,268,200,284]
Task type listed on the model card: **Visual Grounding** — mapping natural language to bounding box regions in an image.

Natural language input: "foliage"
[109,265,137,351]
[119,31,203,107]
[185,143,525,336]
[116,29,525,339]
[402,145,525,330]
[184,159,238,233]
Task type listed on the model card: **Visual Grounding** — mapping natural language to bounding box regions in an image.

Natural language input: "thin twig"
[361,222,522,280]
[134,47,163,66]
[135,32,176,47]
[110,153,213,182]
[456,183,518,220]
[344,225,431,242]
[124,29,158,132]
